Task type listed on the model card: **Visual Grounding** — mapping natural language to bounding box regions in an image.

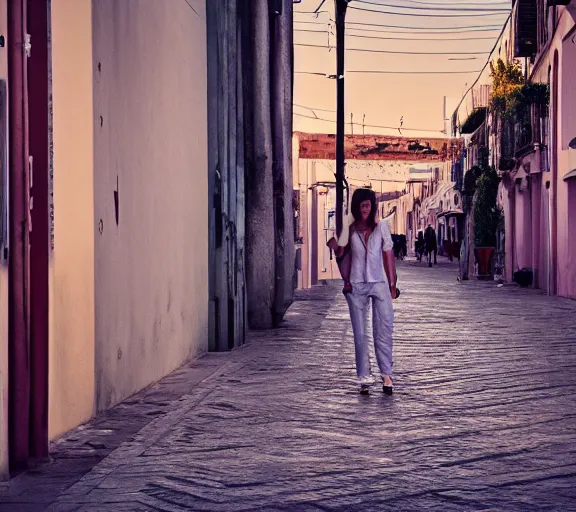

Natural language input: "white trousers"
[345,281,394,379]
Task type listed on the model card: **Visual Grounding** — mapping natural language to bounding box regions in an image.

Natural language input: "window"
[537,0,548,50]
[327,210,335,231]
[514,0,538,58]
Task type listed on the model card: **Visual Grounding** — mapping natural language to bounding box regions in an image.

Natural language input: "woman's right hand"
[327,237,338,251]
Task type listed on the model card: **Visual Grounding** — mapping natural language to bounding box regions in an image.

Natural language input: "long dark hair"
[351,188,377,228]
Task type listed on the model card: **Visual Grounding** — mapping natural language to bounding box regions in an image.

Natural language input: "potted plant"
[473,167,500,279]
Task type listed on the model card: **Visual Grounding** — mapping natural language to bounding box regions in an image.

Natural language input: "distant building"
[293,132,459,288]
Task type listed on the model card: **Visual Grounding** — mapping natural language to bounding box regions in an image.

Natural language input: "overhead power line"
[295,42,490,55]
[345,26,502,35]
[294,18,504,33]
[295,29,498,41]
[347,69,483,74]
[348,33,497,41]
[398,0,509,5]
[354,0,510,12]
[394,0,509,5]
[295,9,330,15]
[294,20,330,25]
[295,69,482,75]
[344,21,504,31]
[453,12,512,117]
[348,4,509,17]
[294,112,445,133]
[294,104,336,114]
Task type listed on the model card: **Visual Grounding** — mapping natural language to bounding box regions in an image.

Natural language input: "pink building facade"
[504,1,576,297]
[452,1,576,298]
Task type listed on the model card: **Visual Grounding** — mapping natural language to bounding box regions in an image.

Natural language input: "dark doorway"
[8,0,50,471]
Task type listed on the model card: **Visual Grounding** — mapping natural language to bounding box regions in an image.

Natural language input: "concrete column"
[271,0,295,323]
[245,0,275,329]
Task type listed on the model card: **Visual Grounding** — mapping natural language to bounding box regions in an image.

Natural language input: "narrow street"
[3,261,576,511]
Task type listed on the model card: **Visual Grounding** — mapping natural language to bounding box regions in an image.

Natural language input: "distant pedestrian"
[415,231,425,262]
[328,188,397,395]
[424,224,437,267]
[393,234,407,260]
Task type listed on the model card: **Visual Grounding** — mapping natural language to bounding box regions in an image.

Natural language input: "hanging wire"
[295,69,483,75]
[344,23,502,35]
[347,33,497,41]
[295,28,498,41]
[353,0,510,12]
[348,5,509,17]
[295,42,490,55]
[294,18,504,33]
[294,112,446,133]
[313,0,327,13]
[294,104,336,113]
[392,0,509,5]
[452,12,512,116]
[348,69,483,74]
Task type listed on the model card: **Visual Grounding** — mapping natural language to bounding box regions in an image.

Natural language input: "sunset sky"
[293,0,512,138]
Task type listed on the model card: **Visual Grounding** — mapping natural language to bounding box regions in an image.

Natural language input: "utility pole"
[334,0,347,237]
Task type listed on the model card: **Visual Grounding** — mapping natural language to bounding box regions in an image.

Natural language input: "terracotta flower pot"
[474,247,494,280]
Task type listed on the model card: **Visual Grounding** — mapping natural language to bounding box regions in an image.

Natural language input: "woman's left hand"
[390,284,397,300]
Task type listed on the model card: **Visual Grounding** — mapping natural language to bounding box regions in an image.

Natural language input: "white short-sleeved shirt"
[349,221,394,284]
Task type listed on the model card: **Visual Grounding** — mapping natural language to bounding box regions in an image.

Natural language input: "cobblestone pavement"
[4,261,576,511]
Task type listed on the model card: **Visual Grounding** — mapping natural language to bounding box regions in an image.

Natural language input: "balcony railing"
[498,103,547,171]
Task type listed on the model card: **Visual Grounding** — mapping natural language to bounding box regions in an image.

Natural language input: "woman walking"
[328,188,397,395]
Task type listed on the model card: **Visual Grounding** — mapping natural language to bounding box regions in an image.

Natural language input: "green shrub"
[473,167,500,247]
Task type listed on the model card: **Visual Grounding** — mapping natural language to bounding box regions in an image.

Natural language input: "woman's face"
[360,200,372,221]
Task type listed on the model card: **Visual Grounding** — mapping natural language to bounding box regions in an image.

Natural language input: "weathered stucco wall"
[92,0,208,410]
[49,0,96,439]
[296,132,454,162]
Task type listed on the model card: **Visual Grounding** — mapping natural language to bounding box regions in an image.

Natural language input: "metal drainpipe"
[8,0,31,470]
